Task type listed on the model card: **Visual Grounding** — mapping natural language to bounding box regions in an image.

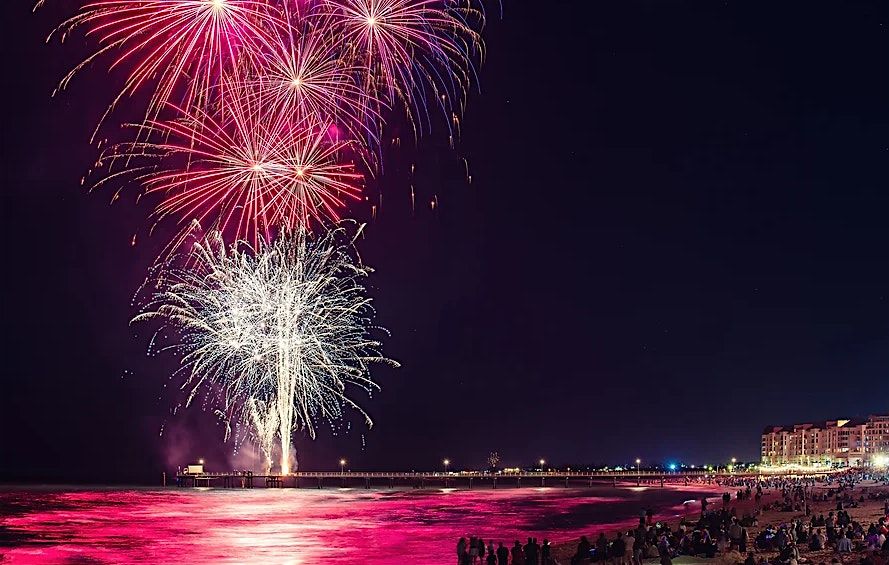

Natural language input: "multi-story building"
[761,414,889,467]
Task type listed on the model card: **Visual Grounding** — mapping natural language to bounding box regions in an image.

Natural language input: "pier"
[174,469,833,489]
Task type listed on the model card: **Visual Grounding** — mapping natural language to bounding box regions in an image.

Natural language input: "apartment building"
[761,414,889,467]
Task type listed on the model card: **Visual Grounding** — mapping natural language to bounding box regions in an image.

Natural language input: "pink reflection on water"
[0,485,715,564]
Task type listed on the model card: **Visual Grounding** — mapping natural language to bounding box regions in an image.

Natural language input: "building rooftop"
[761,416,880,436]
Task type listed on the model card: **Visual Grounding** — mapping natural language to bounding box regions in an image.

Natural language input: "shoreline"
[551,479,889,564]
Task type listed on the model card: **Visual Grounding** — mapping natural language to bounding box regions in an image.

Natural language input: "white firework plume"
[134,223,397,472]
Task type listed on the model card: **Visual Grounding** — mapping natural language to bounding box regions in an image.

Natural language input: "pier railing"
[173,468,836,489]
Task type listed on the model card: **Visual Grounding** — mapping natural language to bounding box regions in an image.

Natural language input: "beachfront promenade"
[174,469,836,489]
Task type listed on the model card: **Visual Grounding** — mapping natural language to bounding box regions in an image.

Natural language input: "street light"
[443,459,450,473]
[198,459,204,466]
[730,457,736,475]
[539,459,546,471]
[340,459,346,474]
[635,458,641,476]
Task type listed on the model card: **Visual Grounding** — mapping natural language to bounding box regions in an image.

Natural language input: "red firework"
[100,83,365,246]
[50,0,287,133]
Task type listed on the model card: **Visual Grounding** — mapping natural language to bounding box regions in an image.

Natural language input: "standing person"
[487,549,497,565]
[596,533,609,564]
[512,540,526,565]
[573,536,592,565]
[470,537,479,564]
[701,497,709,516]
[497,542,509,565]
[479,538,486,564]
[729,518,743,551]
[612,532,626,565]
[524,538,540,565]
[541,539,551,565]
[488,542,496,561]
[623,530,636,565]
[458,538,467,565]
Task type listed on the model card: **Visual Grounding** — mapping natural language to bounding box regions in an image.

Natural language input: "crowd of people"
[455,472,889,565]
[455,536,553,565]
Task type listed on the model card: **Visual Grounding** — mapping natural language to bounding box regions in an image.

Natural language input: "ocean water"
[0,484,715,564]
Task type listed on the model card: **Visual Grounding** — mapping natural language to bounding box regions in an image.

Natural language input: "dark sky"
[2,1,887,484]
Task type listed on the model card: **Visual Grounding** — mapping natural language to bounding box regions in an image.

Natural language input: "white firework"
[134,223,397,472]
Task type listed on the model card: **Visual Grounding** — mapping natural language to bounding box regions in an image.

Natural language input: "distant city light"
[668,463,677,471]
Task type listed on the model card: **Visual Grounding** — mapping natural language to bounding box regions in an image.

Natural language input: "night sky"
[1,1,887,484]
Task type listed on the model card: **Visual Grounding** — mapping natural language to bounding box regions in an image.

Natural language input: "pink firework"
[243,16,385,150]
[318,0,484,129]
[50,0,286,134]
[100,85,364,246]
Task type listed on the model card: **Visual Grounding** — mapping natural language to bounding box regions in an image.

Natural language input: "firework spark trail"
[243,16,386,152]
[134,224,397,472]
[318,0,485,134]
[46,0,287,136]
[98,81,365,248]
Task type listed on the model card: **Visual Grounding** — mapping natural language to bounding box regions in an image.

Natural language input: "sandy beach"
[550,478,889,565]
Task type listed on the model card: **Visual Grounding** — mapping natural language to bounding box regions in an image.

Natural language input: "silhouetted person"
[524,537,540,565]
[612,532,626,565]
[573,536,591,565]
[596,533,608,563]
[497,542,509,565]
[541,539,551,564]
[512,540,526,565]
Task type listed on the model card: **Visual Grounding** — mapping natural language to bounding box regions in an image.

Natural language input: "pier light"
[443,459,450,473]
[340,459,346,474]
[198,459,204,465]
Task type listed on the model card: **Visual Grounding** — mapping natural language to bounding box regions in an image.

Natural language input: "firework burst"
[243,18,385,149]
[48,0,286,134]
[134,224,397,472]
[318,0,485,132]
[99,82,365,247]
